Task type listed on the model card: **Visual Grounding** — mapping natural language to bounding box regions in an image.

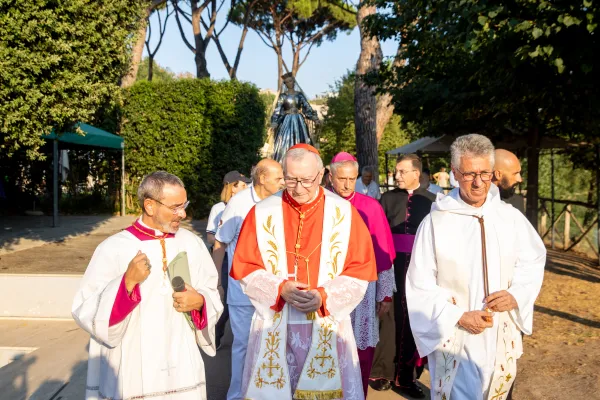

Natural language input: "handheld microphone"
[172,276,186,292]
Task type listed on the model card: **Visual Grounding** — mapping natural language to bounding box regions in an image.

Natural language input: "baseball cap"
[223,170,251,185]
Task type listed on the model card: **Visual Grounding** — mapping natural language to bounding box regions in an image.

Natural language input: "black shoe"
[393,381,425,399]
[368,379,391,391]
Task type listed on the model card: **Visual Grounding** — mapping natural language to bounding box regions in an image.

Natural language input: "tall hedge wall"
[121,79,265,216]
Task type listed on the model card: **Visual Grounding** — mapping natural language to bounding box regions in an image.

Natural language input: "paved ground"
[0,215,136,256]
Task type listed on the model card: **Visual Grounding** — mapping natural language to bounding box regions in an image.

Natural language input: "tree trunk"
[192,1,210,78]
[121,16,148,88]
[354,0,380,174]
[526,127,541,229]
[376,93,394,144]
[148,55,154,81]
[276,49,284,92]
[292,46,300,77]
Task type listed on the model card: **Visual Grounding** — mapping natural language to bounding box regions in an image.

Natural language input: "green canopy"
[44,122,123,150]
[43,123,125,227]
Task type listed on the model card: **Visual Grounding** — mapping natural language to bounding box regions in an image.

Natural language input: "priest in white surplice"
[72,171,223,400]
[407,134,545,400]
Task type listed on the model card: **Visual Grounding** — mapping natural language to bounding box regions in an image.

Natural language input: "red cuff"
[270,280,288,312]
[382,296,392,302]
[316,287,329,317]
[109,275,141,327]
[190,295,207,330]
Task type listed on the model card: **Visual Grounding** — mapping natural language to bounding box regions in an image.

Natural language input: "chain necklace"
[284,190,324,319]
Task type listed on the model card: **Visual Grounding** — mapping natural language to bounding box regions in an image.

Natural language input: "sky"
[144,6,399,99]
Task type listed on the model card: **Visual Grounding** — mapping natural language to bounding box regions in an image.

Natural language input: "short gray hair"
[450,134,495,169]
[330,160,359,175]
[282,148,324,175]
[361,165,375,175]
[137,171,184,210]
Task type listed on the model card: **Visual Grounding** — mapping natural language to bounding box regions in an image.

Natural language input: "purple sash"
[393,233,415,254]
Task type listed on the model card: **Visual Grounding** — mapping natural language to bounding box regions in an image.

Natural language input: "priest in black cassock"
[369,154,436,398]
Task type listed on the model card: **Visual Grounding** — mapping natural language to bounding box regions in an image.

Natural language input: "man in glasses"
[406,134,546,400]
[370,153,435,398]
[231,143,377,399]
[211,158,285,400]
[72,171,223,400]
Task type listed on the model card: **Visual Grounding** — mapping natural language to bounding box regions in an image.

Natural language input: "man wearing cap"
[212,159,285,400]
[231,144,377,399]
[369,153,436,398]
[329,152,396,399]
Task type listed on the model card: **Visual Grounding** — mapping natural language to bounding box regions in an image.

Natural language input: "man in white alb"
[72,171,223,400]
[406,134,546,400]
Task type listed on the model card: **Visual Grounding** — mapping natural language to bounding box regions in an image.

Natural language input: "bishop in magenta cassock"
[328,152,396,399]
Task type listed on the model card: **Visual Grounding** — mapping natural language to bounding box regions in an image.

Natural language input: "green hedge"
[121,79,265,217]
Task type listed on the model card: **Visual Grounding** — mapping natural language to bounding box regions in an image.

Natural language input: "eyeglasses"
[284,174,320,189]
[395,169,416,177]
[456,169,493,182]
[153,199,190,214]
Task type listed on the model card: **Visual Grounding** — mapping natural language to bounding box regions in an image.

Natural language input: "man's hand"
[124,250,151,292]
[293,289,322,313]
[376,301,392,318]
[172,284,205,313]
[485,290,518,312]
[281,281,322,312]
[458,310,494,334]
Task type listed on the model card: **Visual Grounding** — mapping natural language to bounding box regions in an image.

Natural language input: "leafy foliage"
[136,57,176,82]
[121,78,265,216]
[367,0,600,141]
[0,0,145,159]
[232,0,356,78]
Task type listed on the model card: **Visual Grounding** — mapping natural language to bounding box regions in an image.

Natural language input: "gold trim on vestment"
[263,215,281,275]
[326,206,344,280]
[254,312,286,389]
[293,389,344,399]
[305,321,337,379]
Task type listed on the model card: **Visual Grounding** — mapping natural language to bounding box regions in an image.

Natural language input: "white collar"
[138,217,165,236]
[407,184,420,194]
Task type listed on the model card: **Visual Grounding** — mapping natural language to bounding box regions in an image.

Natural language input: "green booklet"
[167,251,196,332]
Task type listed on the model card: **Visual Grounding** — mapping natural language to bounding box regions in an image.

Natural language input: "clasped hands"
[281,281,322,313]
[458,290,518,335]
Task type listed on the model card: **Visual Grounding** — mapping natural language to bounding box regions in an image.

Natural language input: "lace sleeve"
[320,276,368,320]
[376,268,396,302]
[240,270,285,316]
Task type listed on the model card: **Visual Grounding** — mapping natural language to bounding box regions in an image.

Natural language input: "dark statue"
[270,73,320,163]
